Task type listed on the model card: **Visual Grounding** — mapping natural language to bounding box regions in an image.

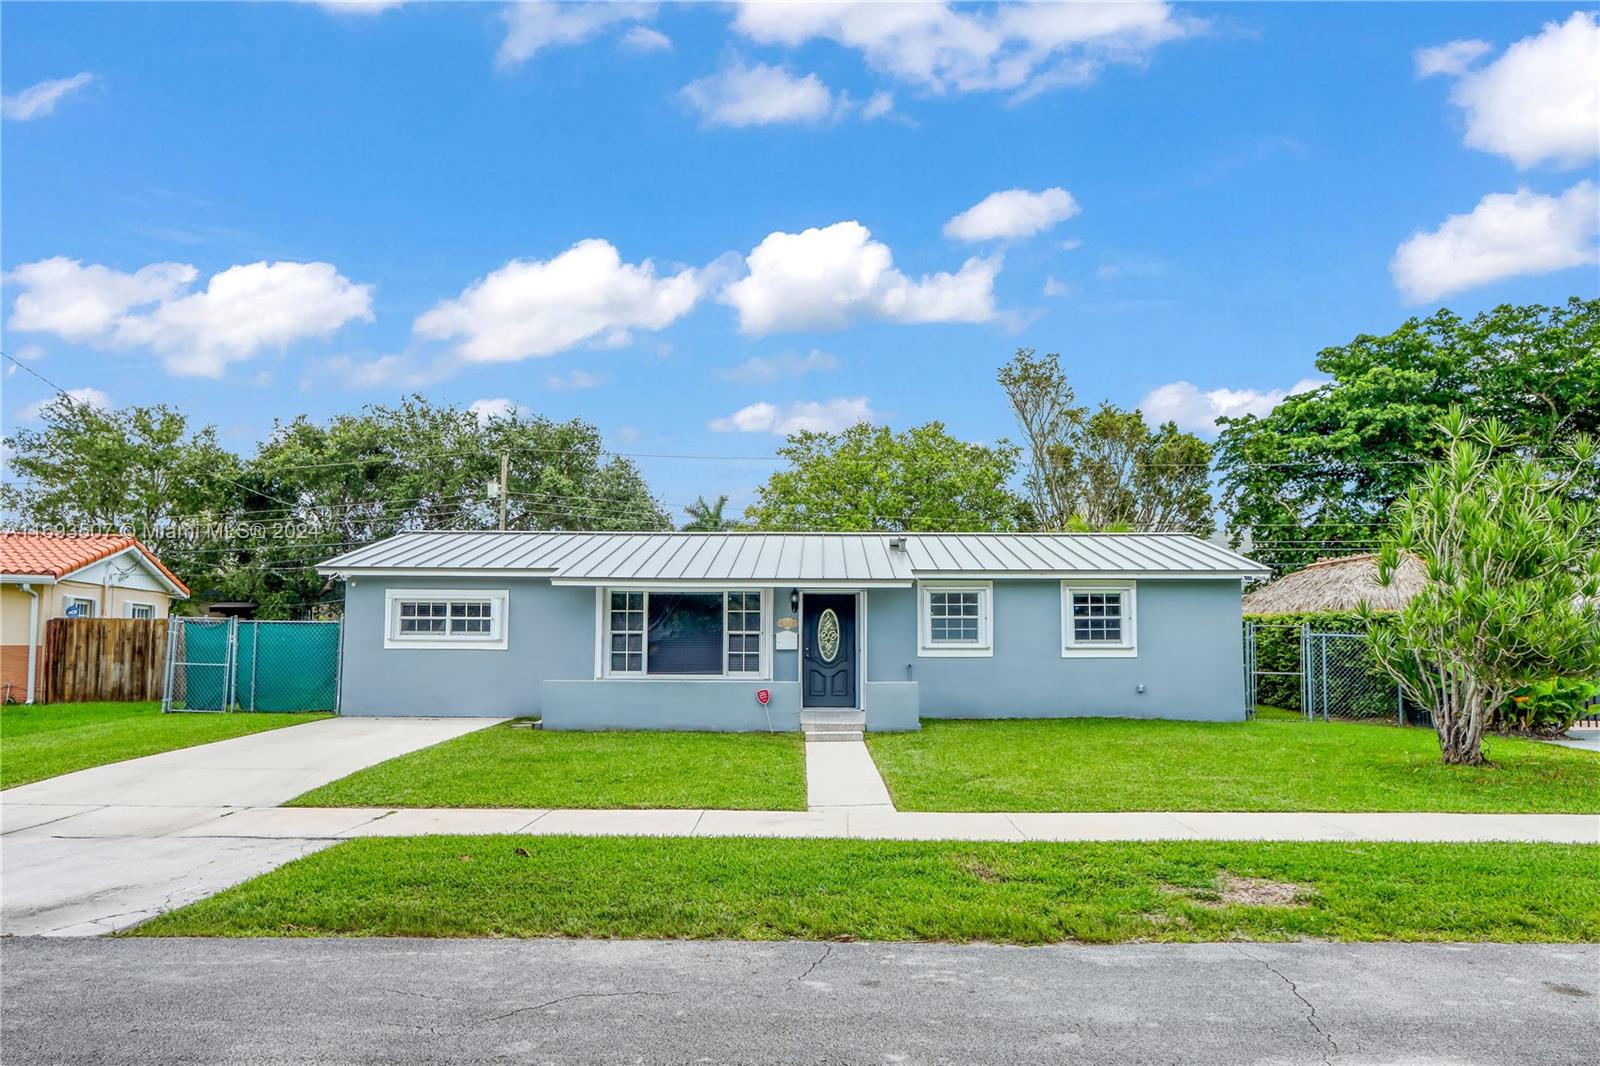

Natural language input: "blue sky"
[3,1,1597,519]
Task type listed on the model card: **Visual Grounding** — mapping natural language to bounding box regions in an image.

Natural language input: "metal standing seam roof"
[319,531,1268,583]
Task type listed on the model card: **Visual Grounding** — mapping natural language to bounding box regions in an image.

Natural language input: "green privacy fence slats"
[163,618,340,713]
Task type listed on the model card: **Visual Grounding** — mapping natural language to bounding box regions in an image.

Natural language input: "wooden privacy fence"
[42,618,169,703]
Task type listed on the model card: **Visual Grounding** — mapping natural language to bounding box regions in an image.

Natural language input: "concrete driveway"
[0,716,501,936]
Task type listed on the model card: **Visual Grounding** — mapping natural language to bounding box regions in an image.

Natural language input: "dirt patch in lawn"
[1163,873,1310,908]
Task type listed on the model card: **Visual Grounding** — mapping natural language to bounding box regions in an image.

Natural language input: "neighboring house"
[0,532,191,704]
[320,531,1269,731]
[1242,552,1425,615]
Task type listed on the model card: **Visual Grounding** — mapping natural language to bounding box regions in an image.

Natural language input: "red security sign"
[756,689,770,705]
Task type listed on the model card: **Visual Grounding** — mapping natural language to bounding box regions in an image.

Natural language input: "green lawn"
[130,835,1600,943]
[0,701,329,790]
[288,723,808,810]
[866,718,1600,813]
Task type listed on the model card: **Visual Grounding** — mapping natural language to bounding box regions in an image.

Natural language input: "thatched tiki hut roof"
[1243,553,1426,614]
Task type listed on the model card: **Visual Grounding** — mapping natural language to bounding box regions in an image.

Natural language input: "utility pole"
[498,452,509,531]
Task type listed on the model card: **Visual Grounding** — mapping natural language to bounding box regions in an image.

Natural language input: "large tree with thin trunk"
[997,348,1214,534]
[1364,410,1600,765]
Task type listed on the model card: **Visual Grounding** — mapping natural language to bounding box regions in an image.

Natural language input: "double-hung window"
[65,596,96,618]
[385,589,508,649]
[603,590,766,678]
[126,602,155,620]
[1061,583,1136,656]
[918,582,992,657]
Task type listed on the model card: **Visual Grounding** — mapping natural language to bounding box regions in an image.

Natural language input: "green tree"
[682,494,738,531]
[222,397,670,614]
[998,349,1214,534]
[0,397,244,592]
[1364,410,1600,766]
[1218,299,1600,573]
[745,421,1022,531]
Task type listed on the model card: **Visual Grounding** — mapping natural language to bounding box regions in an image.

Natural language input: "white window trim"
[384,588,509,650]
[917,580,993,658]
[1061,581,1137,658]
[65,595,97,618]
[125,601,156,619]
[598,588,772,681]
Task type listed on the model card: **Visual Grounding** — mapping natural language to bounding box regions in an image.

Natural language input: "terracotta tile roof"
[0,532,190,596]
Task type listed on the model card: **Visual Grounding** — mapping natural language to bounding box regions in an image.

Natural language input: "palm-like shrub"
[1364,410,1600,765]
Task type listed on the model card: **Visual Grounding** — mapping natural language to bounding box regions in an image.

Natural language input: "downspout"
[21,583,40,703]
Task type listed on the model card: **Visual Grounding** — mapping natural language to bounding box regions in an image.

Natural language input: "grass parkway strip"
[131,836,1600,944]
[865,718,1600,814]
[0,701,330,790]
[288,723,809,811]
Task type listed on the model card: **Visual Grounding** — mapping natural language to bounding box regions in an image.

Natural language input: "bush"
[1501,678,1600,736]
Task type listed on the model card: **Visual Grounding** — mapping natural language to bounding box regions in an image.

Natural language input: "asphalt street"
[3,937,1595,1064]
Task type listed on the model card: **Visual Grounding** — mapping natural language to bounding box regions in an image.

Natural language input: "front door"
[802,594,857,708]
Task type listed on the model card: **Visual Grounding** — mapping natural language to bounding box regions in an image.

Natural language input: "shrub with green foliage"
[1502,678,1600,737]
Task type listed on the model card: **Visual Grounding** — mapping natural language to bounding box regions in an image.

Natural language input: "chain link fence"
[1245,622,1419,727]
[163,617,341,713]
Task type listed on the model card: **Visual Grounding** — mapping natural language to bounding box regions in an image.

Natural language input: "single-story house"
[1242,552,1425,615]
[320,531,1268,731]
[0,532,191,703]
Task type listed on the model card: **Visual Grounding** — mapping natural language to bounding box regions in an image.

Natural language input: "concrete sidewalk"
[11,802,1596,844]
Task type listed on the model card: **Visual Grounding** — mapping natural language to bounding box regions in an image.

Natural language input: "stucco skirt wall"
[542,680,801,732]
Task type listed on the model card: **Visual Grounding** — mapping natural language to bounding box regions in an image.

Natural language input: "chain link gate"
[1302,631,1409,725]
[1244,622,1414,726]
[164,617,341,713]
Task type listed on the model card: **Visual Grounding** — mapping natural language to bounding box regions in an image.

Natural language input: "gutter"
[20,583,40,704]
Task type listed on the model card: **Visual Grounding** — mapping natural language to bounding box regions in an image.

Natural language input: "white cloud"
[1140,378,1324,436]
[1042,275,1072,297]
[545,368,607,391]
[1424,12,1600,169]
[682,61,840,128]
[2,72,96,121]
[498,2,655,66]
[469,397,530,423]
[19,386,112,422]
[1060,237,1084,252]
[6,258,196,342]
[6,257,373,377]
[731,1,1194,99]
[709,395,879,434]
[620,25,672,52]
[1414,38,1491,79]
[13,345,46,362]
[1391,182,1600,303]
[715,349,840,384]
[944,187,1080,242]
[861,90,896,120]
[302,352,443,391]
[721,220,999,335]
[414,239,708,362]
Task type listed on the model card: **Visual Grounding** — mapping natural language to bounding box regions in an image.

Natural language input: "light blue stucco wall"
[338,574,1246,726]
[864,579,1246,722]
[338,575,594,717]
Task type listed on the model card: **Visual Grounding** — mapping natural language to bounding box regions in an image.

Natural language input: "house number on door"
[817,609,841,662]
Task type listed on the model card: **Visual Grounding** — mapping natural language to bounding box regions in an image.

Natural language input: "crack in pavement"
[1233,946,1340,1065]
[797,943,833,983]
[488,990,671,1022]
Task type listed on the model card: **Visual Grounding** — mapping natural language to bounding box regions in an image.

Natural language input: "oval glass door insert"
[817,609,841,662]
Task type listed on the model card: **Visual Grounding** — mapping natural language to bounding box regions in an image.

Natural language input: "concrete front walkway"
[0,716,503,936]
[804,739,894,811]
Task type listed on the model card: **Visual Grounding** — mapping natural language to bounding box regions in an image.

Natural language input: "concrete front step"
[805,731,864,743]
